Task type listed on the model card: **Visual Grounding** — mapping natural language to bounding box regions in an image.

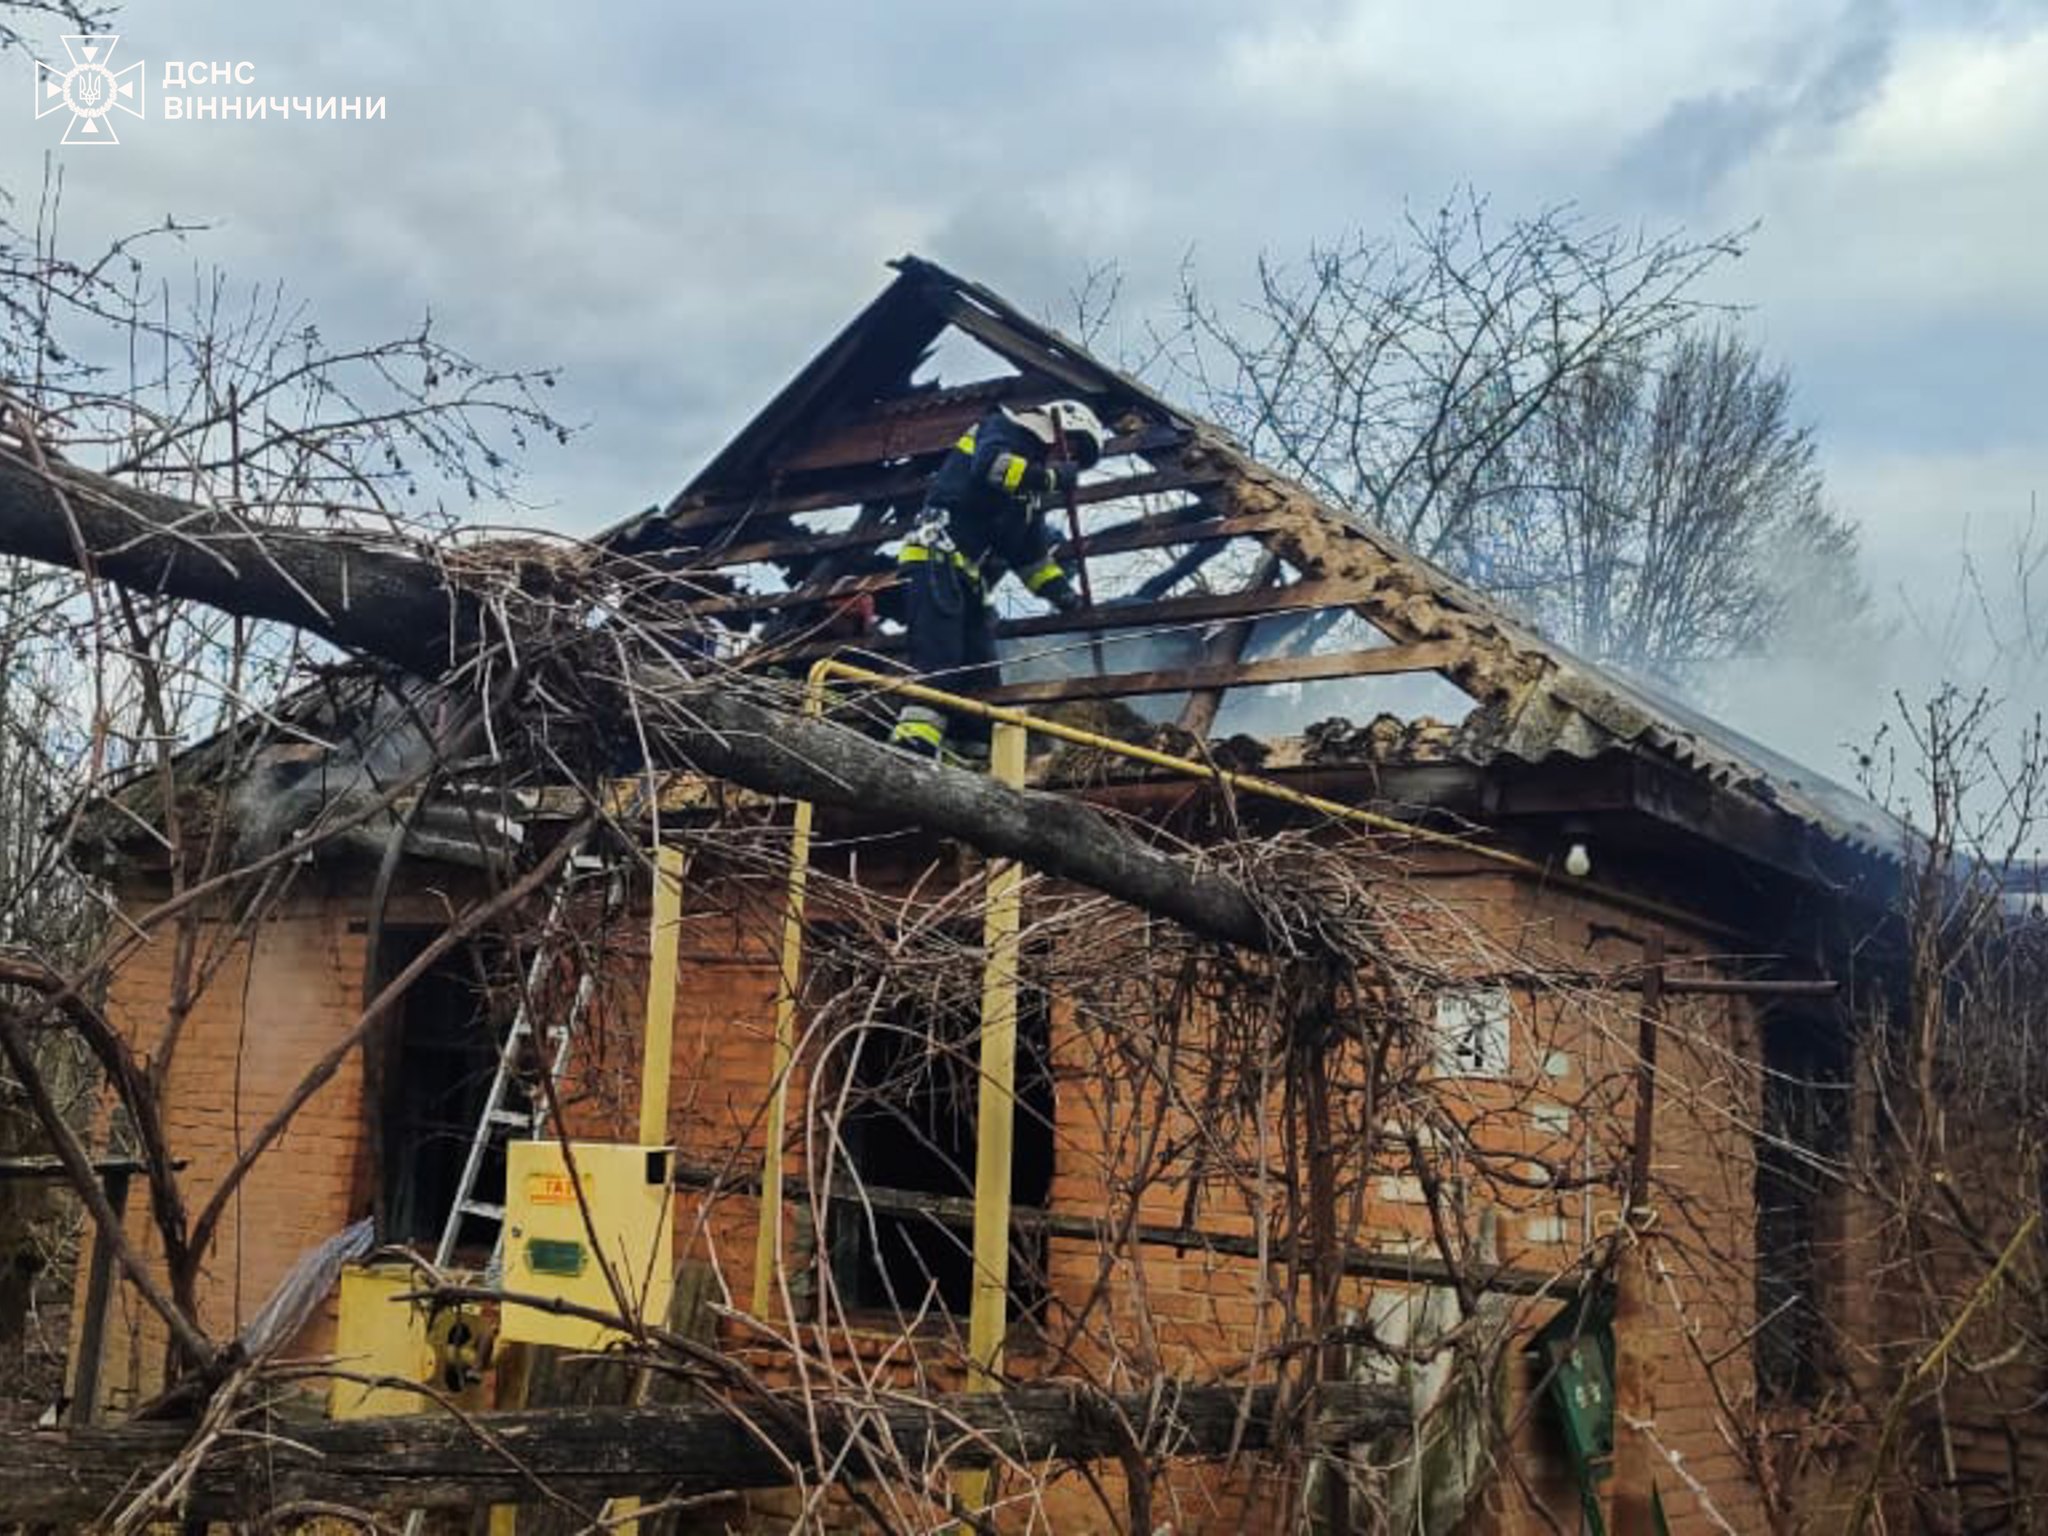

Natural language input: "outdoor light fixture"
[1564,842,1592,878]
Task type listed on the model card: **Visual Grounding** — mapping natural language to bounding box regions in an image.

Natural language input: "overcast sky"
[6,0,2045,783]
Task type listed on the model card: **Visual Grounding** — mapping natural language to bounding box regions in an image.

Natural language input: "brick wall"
[76,848,1798,1530]
[596,857,1782,1531]
[78,873,375,1415]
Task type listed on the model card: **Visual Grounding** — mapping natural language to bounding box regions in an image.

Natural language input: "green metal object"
[1533,1289,1616,1535]
[524,1237,587,1278]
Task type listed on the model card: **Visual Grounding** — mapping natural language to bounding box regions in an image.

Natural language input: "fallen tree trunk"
[646,683,1272,946]
[0,445,475,676]
[0,1379,1404,1523]
[0,445,1276,950]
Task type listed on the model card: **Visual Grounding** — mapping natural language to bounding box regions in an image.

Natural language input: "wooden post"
[958,720,1027,1517]
[752,671,831,1317]
[639,845,686,1146]
[1611,933,1665,1536]
[68,1165,128,1425]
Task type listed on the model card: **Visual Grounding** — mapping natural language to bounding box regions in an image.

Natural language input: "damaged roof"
[611,254,1903,883]
[85,258,1900,896]
[1505,642,1907,859]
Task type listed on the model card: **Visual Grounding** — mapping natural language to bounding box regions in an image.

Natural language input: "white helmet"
[1002,399,1109,468]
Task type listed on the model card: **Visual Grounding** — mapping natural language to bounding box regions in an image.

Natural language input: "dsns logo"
[34,35,144,145]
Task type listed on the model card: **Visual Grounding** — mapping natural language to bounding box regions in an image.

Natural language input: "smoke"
[1697,488,2048,824]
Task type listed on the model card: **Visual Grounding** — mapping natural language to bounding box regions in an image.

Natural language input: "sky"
[4,0,2046,788]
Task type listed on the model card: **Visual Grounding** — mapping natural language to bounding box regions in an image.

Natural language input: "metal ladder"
[429,850,613,1274]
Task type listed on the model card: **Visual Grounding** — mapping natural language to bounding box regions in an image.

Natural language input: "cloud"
[1699,12,2048,336]
[2,0,2045,773]
[1614,0,1896,203]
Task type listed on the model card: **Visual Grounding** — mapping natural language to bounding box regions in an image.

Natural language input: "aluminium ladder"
[429,849,615,1273]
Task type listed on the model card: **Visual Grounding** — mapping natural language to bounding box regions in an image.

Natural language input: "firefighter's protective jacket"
[914,409,1071,596]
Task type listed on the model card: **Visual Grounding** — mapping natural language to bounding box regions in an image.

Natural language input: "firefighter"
[888,399,1106,764]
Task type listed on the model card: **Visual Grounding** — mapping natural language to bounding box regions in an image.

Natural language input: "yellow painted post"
[486,1345,531,1536]
[957,719,1027,1516]
[640,844,687,1146]
[750,664,830,1316]
[611,842,687,1536]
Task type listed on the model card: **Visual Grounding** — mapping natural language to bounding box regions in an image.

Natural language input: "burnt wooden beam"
[1063,508,1290,565]
[686,511,920,570]
[980,643,1462,707]
[0,1380,1408,1522]
[699,539,1360,626]
[676,275,943,501]
[775,382,1050,474]
[753,577,1380,667]
[693,574,895,621]
[689,488,1248,574]
[779,391,1183,477]
[1000,577,1375,640]
[664,470,929,532]
[929,292,1123,398]
[719,501,1219,574]
[666,464,1224,552]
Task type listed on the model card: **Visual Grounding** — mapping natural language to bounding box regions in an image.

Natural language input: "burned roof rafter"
[600,253,1900,889]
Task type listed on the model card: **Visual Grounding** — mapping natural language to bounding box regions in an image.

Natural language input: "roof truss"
[605,254,1566,743]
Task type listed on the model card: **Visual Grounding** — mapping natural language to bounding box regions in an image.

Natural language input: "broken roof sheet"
[1499,637,1908,858]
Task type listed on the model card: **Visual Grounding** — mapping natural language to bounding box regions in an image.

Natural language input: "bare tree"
[1503,330,1866,680]
[0,0,575,1406]
[0,0,112,56]
[1153,194,1864,683]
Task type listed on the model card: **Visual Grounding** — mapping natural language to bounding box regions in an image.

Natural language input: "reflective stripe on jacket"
[918,409,1069,592]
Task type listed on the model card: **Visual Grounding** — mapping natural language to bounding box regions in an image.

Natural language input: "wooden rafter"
[1179,551,1283,736]
[982,642,1466,707]
[614,255,1562,724]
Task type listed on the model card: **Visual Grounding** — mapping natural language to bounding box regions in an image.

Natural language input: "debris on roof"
[608,253,1900,878]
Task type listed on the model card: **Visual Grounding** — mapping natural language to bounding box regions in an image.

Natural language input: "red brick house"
[69,258,2020,1534]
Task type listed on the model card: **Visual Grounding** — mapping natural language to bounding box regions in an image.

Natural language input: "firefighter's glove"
[1044,578,1084,614]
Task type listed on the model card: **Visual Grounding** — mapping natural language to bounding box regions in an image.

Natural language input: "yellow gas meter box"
[502,1141,674,1348]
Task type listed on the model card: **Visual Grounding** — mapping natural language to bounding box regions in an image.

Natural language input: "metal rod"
[813,658,1528,861]
[1649,976,1837,997]
[677,1159,1569,1298]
